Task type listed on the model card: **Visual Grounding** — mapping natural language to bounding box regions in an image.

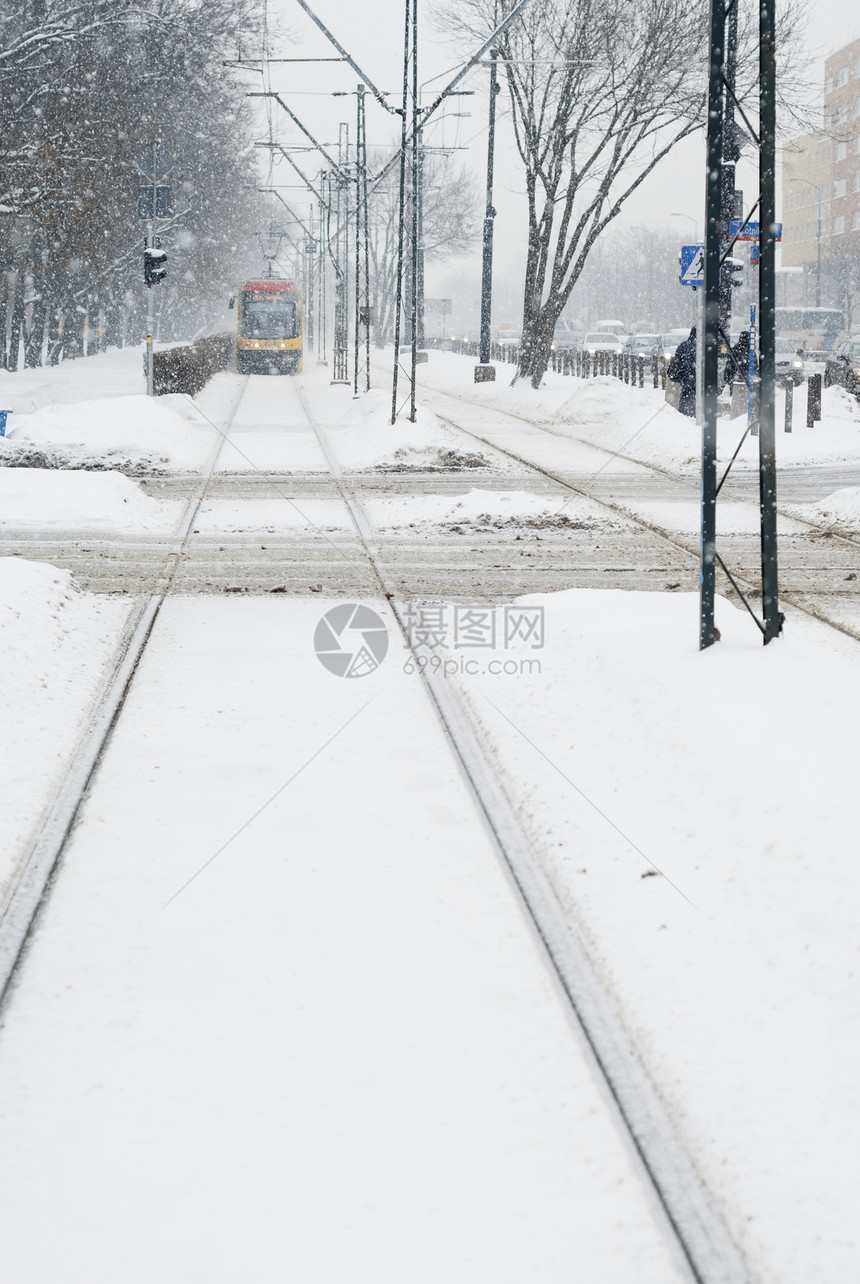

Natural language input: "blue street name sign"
[729,220,783,241]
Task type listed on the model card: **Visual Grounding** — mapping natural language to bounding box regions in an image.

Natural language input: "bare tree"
[437,0,809,386]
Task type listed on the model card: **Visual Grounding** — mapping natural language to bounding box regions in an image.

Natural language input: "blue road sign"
[729,220,782,241]
[680,244,705,287]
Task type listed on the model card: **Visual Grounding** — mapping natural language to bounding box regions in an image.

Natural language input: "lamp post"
[670,211,699,242]
[786,177,822,307]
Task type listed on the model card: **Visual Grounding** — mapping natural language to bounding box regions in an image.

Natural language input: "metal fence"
[448,339,668,389]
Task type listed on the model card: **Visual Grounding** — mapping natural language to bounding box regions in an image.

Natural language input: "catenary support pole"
[409,0,419,421]
[475,46,499,382]
[758,0,780,642]
[700,0,725,649]
[391,0,411,424]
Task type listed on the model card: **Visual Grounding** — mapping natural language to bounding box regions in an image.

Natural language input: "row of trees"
[438,0,810,385]
[0,0,271,369]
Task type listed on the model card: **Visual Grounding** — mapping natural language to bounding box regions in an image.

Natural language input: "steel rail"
[403,378,860,646]
[291,382,748,1284]
[0,378,250,1013]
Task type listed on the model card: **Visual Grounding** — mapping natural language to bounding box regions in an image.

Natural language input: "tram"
[234,279,303,374]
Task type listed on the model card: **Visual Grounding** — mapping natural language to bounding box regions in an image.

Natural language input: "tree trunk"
[0,274,9,370]
[47,304,64,366]
[7,270,25,372]
[25,290,47,367]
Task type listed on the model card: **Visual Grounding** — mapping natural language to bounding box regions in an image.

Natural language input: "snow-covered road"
[3,347,860,1281]
[0,598,691,1283]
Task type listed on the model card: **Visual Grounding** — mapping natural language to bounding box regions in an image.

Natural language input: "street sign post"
[135,142,176,397]
[138,185,174,220]
[680,244,705,287]
[135,142,176,180]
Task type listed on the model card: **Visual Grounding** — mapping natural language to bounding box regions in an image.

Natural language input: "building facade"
[781,36,860,323]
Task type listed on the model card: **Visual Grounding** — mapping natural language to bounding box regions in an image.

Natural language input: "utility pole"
[390,0,412,424]
[475,46,500,382]
[332,122,350,384]
[700,0,781,649]
[719,0,740,335]
[353,84,372,395]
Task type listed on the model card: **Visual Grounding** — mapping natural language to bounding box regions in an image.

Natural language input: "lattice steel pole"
[700,0,725,650]
[759,0,780,642]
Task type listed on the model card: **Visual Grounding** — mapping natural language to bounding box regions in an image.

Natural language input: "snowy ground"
[0,598,691,1284]
[453,587,860,1283]
[1,345,860,1280]
[410,350,860,474]
[0,561,129,913]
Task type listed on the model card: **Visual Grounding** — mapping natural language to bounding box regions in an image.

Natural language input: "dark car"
[824,337,860,397]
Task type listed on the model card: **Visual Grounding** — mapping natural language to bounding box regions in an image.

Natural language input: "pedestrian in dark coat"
[724,330,754,389]
[667,326,697,417]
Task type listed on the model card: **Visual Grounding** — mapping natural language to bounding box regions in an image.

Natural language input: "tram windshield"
[240,291,298,340]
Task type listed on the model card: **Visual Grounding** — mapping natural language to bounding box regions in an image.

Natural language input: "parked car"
[551,324,579,351]
[593,318,630,345]
[824,336,860,397]
[625,333,663,359]
[580,331,624,356]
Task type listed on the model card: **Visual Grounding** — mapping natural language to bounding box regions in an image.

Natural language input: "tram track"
[0,376,249,1012]
[292,382,748,1284]
[403,378,860,644]
[0,368,835,1280]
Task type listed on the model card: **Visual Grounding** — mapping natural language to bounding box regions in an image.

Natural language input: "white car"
[580,332,624,356]
[594,318,629,344]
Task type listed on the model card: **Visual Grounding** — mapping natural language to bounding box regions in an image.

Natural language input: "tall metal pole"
[719,1,739,334]
[409,0,419,422]
[700,0,725,650]
[391,0,412,424]
[759,0,780,643]
[361,104,372,392]
[145,217,154,396]
[815,185,822,307]
[475,47,499,382]
[354,85,363,396]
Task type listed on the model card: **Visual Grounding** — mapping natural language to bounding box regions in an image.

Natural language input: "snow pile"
[324,388,493,472]
[0,560,128,912]
[410,350,860,474]
[456,588,860,1282]
[365,488,605,531]
[0,469,181,532]
[0,393,216,473]
[0,345,144,414]
[785,485,860,533]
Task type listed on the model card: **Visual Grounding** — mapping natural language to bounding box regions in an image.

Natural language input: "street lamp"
[785,177,822,308]
[670,212,699,242]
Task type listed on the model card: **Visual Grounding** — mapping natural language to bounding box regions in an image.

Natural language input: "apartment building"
[781,36,860,316]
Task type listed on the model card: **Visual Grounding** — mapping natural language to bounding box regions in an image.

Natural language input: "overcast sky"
[262,0,859,311]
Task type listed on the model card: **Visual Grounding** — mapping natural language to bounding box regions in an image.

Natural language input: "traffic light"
[144,241,167,287]
[723,256,744,291]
